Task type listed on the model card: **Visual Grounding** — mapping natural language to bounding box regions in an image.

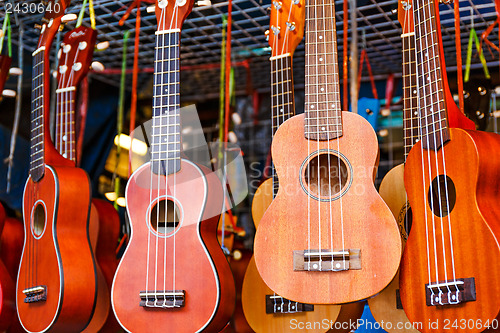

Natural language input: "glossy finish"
[254,112,401,304]
[17,166,96,332]
[400,128,500,332]
[112,161,235,333]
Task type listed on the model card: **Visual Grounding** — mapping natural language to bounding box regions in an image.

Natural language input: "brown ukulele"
[253,0,401,305]
[16,2,100,332]
[54,25,122,333]
[111,0,235,331]
[399,1,500,331]
[243,1,363,331]
[368,2,475,331]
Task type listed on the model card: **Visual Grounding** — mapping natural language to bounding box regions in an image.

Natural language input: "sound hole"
[32,203,45,237]
[150,199,181,235]
[404,207,413,234]
[304,153,348,198]
[428,175,456,217]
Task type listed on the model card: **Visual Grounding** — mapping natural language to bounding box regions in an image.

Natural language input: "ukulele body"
[91,199,121,332]
[400,128,500,332]
[112,160,235,333]
[367,164,420,332]
[17,165,97,333]
[254,112,401,304]
[245,177,364,332]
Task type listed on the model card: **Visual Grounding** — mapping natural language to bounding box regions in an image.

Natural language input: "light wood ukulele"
[111,0,235,331]
[243,1,363,331]
[253,0,401,305]
[368,2,475,331]
[16,1,100,331]
[399,1,500,332]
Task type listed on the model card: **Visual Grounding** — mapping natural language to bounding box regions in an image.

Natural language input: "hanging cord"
[113,31,130,209]
[464,9,490,83]
[342,0,348,111]
[0,12,12,56]
[454,0,465,114]
[357,30,378,100]
[5,22,21,194]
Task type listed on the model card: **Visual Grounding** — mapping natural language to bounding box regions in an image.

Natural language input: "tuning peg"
[197,0,211,6]
[286,21,296,31]
[9,67,22,76]
[271,26,280,36]
[34,24,42,30]
[146,5,155,13]
[96,41,110,51]
[2,89,16,98]
[228,131,238,143]
[61,14,78,23]
[91,61,105,72]
[52,70,58,78]
[231,112,242,125]
[265,30,270,41]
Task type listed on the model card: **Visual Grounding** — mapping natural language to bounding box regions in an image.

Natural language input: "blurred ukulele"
[253,0,401,304]
[111,0,235,331]
[399,1,500,331]
[243,1,363,331]
[16,1,99,331]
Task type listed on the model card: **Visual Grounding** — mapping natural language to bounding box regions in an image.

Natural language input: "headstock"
[36,0,71,49]
[268,0,305,57]
[398,0,414,35]
[57,26,97,88]
[155,0,194,32]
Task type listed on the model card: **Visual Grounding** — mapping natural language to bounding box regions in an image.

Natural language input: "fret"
[412,0,450,151]
[151,30,182,175]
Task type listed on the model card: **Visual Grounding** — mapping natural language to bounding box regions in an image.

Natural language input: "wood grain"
[254,112,401,304]
[17,166,97,332]
[400,128,500,332]
[112,161,234,333]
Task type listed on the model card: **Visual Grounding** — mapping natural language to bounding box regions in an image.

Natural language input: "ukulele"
[399,1,500,331]
[16,2,99,332]
[243,1,363,331]
[368,2,475,331]
[0,204,15,332]
[111,0,235,331]
[54,25,122,333]
[253,0,401,305]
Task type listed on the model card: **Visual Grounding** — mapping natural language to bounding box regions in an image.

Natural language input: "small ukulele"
[399,1,500,331]
[111,0,235,331]
[253,0,401,304]
[16,2,99,331]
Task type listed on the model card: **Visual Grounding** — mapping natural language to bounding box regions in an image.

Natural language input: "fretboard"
[30,48,46,182]
[402,33,419,160]
[304,0,342,141]
[270,54,295,197]
[413,0,450,150]
[55,87,76,163]
[151,30,181,175]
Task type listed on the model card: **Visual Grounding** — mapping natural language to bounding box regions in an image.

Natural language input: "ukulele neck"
[304,0,342,141]
[151,30,181,176]
[55,86,77,163]
[402,32,419,160]
[30,47,47,182]
[413,0,450,150]
[270,54,295,197]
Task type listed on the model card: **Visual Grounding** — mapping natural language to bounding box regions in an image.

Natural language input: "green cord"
[76,0,89,28]
[465,28,490,82]
[7,14,11,57]
[114,30,130,209]
[0,12,7,55]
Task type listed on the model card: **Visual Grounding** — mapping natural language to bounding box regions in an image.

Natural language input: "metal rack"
[3,0,499,99]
